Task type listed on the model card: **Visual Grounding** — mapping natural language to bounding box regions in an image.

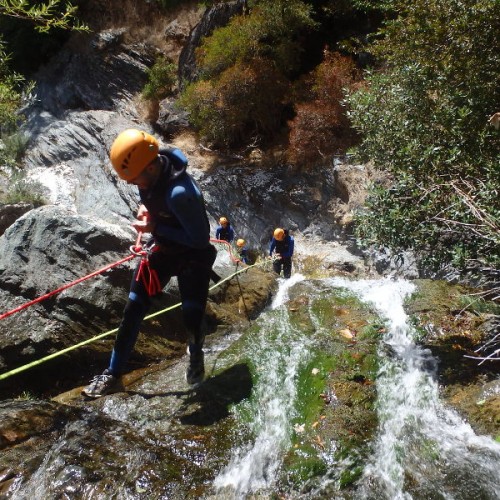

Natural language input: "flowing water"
[213,277,500,499]
[214,274,308,495]
[3,276,500,499]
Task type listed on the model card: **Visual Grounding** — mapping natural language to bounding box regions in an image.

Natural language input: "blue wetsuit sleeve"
[215,226,221,239]
[286,237,294,257]
[154,179,209,248]
[228,227,235,242]
[269,239,276,256]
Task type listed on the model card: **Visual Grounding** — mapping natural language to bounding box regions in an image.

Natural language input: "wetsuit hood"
[158,148,187,182]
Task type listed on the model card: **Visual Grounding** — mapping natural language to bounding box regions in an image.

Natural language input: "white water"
[215,276,500,499]
[327,277,500,500]
[214,274,307,496]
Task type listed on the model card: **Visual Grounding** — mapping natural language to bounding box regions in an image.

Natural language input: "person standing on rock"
[236,238,250,264]
[215,216,234,243]
[83,129,216,398]
[269,227,294,279]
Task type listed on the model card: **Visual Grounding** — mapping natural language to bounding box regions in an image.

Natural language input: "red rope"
[0,234,236,320]
[0,254,136,321]
[135,255,162,296]
[210,238,243,264]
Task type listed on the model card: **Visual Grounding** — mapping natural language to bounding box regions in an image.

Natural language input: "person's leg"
[107,258,160,375]
[272,258,283,276]
[108,293,149,375]
[83,253,172,398]
[178,245,216,384]
[283,257,292,279]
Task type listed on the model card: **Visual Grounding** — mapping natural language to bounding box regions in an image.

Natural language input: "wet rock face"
[0,205,133,373]
[32,29,154,118]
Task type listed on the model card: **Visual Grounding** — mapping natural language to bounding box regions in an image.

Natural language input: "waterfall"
[214,274,307,496]
[215,276,500,499]
[328,278,500,500]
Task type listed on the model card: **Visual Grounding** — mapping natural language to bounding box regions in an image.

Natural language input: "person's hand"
[137,204,150,220]
[132,219,156,234]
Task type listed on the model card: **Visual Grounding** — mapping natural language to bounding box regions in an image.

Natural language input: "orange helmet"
[236,238,245,247]
[109,129,159,181]
[273,228,285,241]
[219,217,228,226]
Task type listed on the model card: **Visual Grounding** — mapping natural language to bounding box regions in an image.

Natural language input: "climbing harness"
[131,241,162,296]
[0,237,268,381]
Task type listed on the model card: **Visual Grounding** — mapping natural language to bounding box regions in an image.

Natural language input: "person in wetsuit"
[83,129,216,398]
[236,238,250,264]
[269,227,294,279]
[215,216,234,243]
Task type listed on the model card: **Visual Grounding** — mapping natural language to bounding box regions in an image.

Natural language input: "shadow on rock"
[179,363,252,426]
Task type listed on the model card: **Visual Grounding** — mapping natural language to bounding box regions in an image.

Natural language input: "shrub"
[196,0,317,80]
[3,170,46,206]
[348,0,500,272]
[180,58,289,148]
[142,56,177,101]
[287,51,361,166]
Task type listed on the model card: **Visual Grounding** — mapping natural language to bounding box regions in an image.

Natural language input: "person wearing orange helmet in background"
[269,227,294,279]
[215,216,235,243]
[82,129,216,398]
[236,238,249,264]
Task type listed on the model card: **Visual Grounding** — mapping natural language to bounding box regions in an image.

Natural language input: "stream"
[2,276,499,499]
[214,277,500,499]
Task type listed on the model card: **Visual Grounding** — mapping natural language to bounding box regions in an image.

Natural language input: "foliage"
[0,0,86,169]
[348,0,500,272]
[142,56,177,101]
[0,0,88,32]
[287,51,361,166]
[0,41,23,133]
[179,0,317,148]
[2,170,46,206]
[0,131,29,170]
[180,58,289,147]
[196,0,317,79]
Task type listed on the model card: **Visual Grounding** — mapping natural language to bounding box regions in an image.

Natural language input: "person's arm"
[228,227,235,242]
[269,238,276,256]
[154,181,209,248]
[288,237,294,257]
[215,226,221,239]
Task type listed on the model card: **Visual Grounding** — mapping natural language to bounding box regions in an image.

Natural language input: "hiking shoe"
[186,350,205,386]
[82,369,118,398]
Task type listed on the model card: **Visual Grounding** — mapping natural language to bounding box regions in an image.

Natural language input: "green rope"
[0,261,263,381]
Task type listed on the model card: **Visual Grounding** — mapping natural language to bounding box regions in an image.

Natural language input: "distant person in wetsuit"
[269,227,294,279]
[215,216,235,243]
[236,238,250,264]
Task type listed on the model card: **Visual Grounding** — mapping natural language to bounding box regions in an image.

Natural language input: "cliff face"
[0,0,375,392]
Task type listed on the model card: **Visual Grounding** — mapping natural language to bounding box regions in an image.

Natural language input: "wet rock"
[0,205,133,376]
[406,279,500,438]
